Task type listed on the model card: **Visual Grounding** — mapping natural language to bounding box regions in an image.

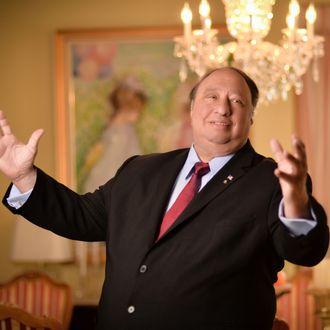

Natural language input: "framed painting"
[55,26,200,192]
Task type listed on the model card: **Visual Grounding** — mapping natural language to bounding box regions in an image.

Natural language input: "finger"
[277,151,307,178]
[282,151,302,165]
[280,153,301,172]
[0,111,12,135]
[291,135,307,163]
[270,138,284,162]
[27,129,44,150]
[274,168,298,183]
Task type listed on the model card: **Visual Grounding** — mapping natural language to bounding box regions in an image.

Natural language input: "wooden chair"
[0,302,62,330]
[273,317,290,330]
[0,272,72,330]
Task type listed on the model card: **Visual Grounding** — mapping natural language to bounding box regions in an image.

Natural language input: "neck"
[193,140,248,162]
[111,109,137,125]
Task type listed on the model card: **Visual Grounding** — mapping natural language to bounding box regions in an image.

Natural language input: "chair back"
[0,272,72,329]
[0,302,62,330]
[273,317,290,330]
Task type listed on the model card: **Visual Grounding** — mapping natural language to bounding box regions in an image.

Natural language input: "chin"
[211,138,246,151]
[208,136,232,145]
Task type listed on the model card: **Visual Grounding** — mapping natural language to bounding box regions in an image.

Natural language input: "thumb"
[27,129,44,150]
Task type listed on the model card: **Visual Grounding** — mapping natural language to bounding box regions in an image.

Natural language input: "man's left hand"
[270,135,311,219]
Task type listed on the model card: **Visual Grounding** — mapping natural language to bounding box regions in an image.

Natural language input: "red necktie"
[157,162,210,240]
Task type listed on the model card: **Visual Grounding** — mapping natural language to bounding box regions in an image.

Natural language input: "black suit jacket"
[3,141,329,330]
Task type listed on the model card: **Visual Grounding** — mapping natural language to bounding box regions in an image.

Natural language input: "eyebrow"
[202,87,247,99]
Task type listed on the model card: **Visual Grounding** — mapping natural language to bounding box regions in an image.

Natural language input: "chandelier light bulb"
[205,17,212,30]
[181,3,193,45]
[306,3,316,38]
[199,0,210,18]
[289,0,300,17]
[181,3,192,24]
[306,4,317,24]
[286,14,295,31]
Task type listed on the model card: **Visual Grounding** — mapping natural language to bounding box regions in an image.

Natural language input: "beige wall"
[0,0,318,283]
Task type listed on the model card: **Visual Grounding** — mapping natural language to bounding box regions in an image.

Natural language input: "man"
[0,67,328,330]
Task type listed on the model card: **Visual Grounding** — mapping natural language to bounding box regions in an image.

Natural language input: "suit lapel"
[156,141,257,242]
[143,149,189,243]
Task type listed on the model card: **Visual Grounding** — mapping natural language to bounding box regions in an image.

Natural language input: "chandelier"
[174,0,324,104]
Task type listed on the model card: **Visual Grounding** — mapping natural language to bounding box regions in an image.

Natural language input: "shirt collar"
[182,145,235,179]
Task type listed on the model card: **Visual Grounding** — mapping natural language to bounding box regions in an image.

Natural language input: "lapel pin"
[223,175,234,185]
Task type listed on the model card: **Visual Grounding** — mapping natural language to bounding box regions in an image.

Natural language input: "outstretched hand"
[270,135,311,219]
[0,110,44,192]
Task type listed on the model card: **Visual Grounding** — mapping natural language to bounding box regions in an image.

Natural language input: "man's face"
[190,68,254,160]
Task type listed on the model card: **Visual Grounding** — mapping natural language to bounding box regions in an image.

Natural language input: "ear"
[190,101,194,118]
[250,108,255,125]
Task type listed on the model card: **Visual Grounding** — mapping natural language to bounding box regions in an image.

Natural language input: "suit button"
[128,305,135,314]
[139,264,147,273]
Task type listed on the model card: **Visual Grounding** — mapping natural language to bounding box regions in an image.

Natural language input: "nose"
[214,98,231,116]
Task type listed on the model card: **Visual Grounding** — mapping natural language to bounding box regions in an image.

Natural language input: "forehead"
[197,69,251,98]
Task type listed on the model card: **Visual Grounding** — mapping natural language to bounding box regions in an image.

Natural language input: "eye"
[230,98,244,106]
[205,94,217,100]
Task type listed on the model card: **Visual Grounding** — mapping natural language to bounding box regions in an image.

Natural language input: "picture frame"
[55,26,197,192]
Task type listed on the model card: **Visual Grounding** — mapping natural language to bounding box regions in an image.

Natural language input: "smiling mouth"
[209,121,231,127]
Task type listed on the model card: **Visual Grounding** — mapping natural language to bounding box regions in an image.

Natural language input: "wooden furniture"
[0,302,62,330]
[272,317,290,330]
[0,272,73,329]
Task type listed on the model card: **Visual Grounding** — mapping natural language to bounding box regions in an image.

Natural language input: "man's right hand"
[0,110,44,192]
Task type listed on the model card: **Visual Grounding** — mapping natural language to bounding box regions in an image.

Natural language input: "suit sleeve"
[2,167,110,241]
[268,178,329,267]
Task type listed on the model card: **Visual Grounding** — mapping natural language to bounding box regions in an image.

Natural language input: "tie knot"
[194,162,210,177]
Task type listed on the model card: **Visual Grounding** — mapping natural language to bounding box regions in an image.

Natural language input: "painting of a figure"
[82,76,147,193]
[67,33,196,193]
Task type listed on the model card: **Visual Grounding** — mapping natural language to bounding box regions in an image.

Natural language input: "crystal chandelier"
[174,0,324,104]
